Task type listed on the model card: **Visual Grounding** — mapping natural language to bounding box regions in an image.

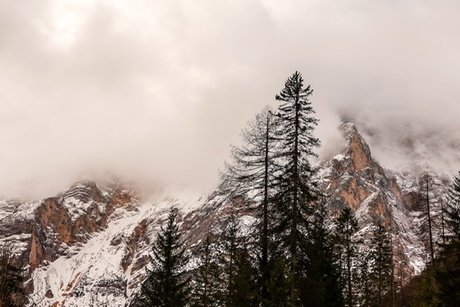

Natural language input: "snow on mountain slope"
[318,123,448,275]
[30,204,147,306]
[0,123,454,306]
[29,191,206,307]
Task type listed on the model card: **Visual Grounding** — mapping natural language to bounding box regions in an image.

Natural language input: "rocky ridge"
[0,123,452,306]
[319,123,447,276]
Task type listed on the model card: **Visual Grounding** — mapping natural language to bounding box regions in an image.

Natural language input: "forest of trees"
[398,172,460,307]
[3,72,458,306]
[133,72,460,307]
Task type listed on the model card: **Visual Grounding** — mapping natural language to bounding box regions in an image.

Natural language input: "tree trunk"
[290,95,300,301]
[261,113,270,302]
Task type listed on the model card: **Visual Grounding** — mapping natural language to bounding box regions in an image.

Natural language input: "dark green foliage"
[191,235,222,307]
[434,240,460,306]
[418,271,441,307]
[137,208,190,307]
[399,239,460,307]
[335,207,359,306]
[369,223,393,306]
[273,71,321,301]
[219,214,258,307]
[229,247,259,307]
[445,172,460,240]
[0,249,25,307]
[300,202,343,307]
[263,260,289,307]
[220,214,240,303]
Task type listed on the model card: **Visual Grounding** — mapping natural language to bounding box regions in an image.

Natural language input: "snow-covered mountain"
[0,123,452,306]
[319,123,449,276]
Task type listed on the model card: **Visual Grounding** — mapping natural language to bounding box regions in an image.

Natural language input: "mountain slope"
[0,123,452,306]
[319,123,435,275]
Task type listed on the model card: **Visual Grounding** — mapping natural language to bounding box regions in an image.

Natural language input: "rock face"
[319,123,447,275]
[0,180,140,306]
[0,123,451,306]
[321,123,399,223]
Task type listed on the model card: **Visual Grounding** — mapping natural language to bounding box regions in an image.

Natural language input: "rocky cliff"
[0,123,452,306]
[319,123,447,277]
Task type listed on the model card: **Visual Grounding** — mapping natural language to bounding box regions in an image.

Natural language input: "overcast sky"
[1,0,460,199]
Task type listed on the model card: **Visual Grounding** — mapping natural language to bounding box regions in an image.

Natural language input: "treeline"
[1,71,458,307]
[133,206,398,307]
[398,173,460,307]
[133,72,399,307]
[1,72,458,306]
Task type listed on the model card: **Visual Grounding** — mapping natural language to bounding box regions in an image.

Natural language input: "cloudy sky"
[1,0,460,198]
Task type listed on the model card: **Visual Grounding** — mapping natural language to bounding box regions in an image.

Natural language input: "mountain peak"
[339,121,359,137]
[338,122,374,173]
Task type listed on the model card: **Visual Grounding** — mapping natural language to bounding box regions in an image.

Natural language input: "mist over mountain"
[2,2,460,306]
[1,1,460,199]
[0,118,453,306]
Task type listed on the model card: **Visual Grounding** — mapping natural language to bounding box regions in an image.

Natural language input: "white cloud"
[0,0,459,198]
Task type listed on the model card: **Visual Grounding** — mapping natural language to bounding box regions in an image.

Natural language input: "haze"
[1,0,459,199]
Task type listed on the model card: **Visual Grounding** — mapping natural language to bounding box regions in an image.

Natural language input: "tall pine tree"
[191,235,222,307]
[419,173,436,263]
[301,201,343,306]
[222,106,279,301]
[263,259,289,307]
[219,213,258,307]
[335,207,359,307]
[369,222,393,307]
[273,71,320,303]
[355,250,372,307]
[137,208,190,307]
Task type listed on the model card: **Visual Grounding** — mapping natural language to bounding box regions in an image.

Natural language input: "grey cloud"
[0,0,459,198]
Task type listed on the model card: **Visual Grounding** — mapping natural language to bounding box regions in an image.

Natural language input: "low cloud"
[1,0,459,198]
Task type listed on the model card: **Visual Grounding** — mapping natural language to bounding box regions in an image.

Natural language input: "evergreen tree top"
[275,71,312,101]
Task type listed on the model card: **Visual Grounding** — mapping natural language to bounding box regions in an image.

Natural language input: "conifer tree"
[420,173,436,262]
[219,213,258,307]
[191,235,222,307]
[335,207,359,306]
[222,107,279,301]
[230,247,259,307]
[220,214,240,305]
[272,71,321,302]
[263,259,289,307]
[355,251,372,307]
[433,240,460,306]
[0,249,25,307]
[417,271,441,307]
[445,171,460,240]
[369,222,393,307]
[300,201,343,307]
[137,208,190,307]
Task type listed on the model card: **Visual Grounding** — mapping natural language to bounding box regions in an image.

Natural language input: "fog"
[1,0,459,199]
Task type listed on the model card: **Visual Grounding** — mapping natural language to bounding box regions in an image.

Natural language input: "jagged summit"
[0,124,452,306]
[337,121,380,174]
[339,121,358,136]
[321,123,394,215]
